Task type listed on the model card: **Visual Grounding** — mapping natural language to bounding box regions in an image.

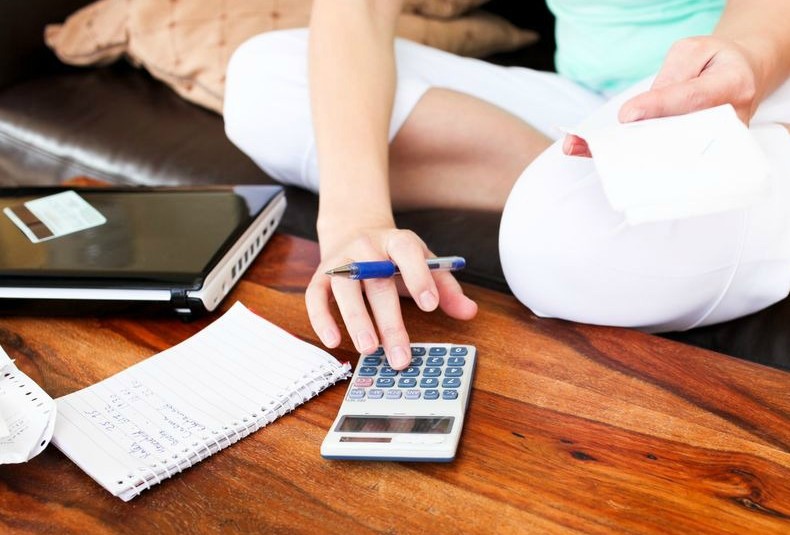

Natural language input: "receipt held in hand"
[568,104,771,225]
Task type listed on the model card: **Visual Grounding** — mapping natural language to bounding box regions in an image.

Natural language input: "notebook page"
[52,302,351,501]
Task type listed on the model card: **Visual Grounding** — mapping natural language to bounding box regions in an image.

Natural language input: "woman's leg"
[224,28,604,210]
[499,78,790,332]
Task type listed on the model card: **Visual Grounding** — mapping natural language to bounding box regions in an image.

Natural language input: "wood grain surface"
[0,232,788,535]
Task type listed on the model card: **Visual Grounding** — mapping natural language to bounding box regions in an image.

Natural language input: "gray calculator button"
[420,378,439,388]
[423,367,442,377]
[367,389,384,399]
[401,367,420,377]
[348,388,366,400]
[423,389,440,400]
[447,357,466,367]
[442,378,462,388]
[411,347,426,356]
[404,389,421,400]
[379,367,398,377]
[371,347,385,356]
[445,367,463,377]
[398,378,417,388]
[429,347,448,356]
[410,357,424,366]
[376,377,395,388]
[359,367,378,376]
[450,347,468,356]
[442,389,459,400]
[426,357,445,367]
[385,389,403,400]
[362,356,382,366]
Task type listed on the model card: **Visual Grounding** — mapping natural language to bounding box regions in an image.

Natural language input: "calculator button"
[348,388,366,400]
[401,367,420,377]
[426,357,445,367]
[442,378,462,388]
[420,378,439,388]
[359,367,378,376]
[411,347,426,356]
[379,367,398,377]
[409,357,424,367]
[385,389,402,400]
[423,389,440,400]
[367,389,384,399]
[354,377,374,387]
[450,347,468,356]
[371,347,385,356]
[362,356,383,366]
[423,367,442,377]
[429,347,448,356]
[376,377,395,388]
[404,389,421,400]
[447,357,466,367]
[445,367,463,377]
[442,389,459,400]
[398,378,417,388]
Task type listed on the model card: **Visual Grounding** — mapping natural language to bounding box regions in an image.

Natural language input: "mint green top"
[546,0,726,94]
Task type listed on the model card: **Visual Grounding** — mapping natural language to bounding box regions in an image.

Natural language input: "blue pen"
[325,256,466,280]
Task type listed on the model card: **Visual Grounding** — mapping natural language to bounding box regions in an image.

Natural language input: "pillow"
[45,0,538,114]
[403,0,490,19]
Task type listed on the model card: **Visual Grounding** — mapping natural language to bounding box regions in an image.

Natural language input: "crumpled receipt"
[0,345,57,464]
[568,104,771,224]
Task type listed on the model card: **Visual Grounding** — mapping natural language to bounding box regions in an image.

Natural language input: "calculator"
[321,343,477,462]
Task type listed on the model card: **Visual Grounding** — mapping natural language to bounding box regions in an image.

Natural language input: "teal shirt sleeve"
[546,0,726,95]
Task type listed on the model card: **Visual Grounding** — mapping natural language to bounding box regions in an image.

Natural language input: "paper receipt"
[568,104,771,224]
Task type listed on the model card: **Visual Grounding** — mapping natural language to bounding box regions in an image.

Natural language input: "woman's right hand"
[306,223,478,370]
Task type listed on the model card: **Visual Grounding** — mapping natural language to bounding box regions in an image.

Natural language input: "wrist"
[317,210,395,242]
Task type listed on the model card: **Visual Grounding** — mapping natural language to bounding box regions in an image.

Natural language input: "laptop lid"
[0,185,286,316]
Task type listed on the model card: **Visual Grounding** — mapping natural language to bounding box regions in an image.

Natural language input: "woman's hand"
[563,35,767,157]
[306,223,477,370]
[619,35,763,123]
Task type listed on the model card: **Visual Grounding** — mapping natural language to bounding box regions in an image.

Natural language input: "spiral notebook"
[51,302,351,501]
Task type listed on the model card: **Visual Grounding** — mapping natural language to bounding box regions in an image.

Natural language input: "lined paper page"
[52,302,351,501]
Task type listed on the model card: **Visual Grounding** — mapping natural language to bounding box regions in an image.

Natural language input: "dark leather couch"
[2,0,788,370]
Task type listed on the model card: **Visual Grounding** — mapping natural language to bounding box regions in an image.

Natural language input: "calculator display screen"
[336,416,454,434]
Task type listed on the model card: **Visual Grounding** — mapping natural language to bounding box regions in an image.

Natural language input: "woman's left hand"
[563,35,766,157]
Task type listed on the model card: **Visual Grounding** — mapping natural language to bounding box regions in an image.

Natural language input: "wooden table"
[0,233,788,534]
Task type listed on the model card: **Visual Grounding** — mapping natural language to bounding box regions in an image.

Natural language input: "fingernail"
[389,346,410,369]
[419,290,438,311]
[322,328,340,347]
[357,331,376,353]
[562,136,574,154]
[568,142,586,156]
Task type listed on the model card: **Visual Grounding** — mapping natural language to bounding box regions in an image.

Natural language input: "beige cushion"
[45,0,537,114]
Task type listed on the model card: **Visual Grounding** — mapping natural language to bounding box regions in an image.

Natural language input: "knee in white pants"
[224,29,314,189]
[498,143,747,332]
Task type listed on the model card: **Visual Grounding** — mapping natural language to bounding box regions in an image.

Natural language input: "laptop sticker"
[3,190,106,243]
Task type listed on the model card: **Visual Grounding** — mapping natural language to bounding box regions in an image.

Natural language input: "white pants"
[224,28,790,332]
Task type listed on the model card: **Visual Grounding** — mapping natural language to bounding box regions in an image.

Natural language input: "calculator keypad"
[347,345,471,402]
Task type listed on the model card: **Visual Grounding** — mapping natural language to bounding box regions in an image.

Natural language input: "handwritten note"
[52,302,351,501]
[0,346,57,464]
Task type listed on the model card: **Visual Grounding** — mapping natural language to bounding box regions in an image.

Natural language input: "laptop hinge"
[170,289,189,309]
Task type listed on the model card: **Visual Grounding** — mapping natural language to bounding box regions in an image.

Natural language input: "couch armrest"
[0,0,92,89]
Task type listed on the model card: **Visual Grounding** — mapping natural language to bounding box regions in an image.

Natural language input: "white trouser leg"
[223,28,604,192]
[499,77,790,332]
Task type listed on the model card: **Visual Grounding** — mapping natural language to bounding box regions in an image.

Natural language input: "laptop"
[0,185,286,317]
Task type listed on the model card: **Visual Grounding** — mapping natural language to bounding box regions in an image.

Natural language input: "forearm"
[715,0,790,98]
[309,0,403,239]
